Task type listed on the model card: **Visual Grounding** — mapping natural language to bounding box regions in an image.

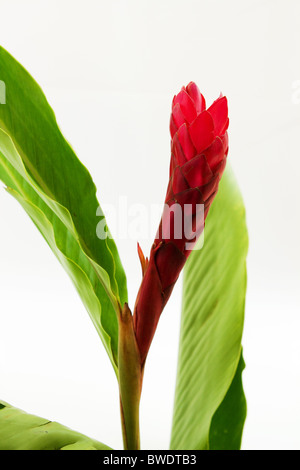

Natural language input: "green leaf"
[209,351,247,450]
[170,166,248,450]
[0,400,111,450]
[0,46,127,372]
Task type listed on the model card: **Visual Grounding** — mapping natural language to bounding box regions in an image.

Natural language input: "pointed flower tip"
[186,80,197,90]
[137,242,149,277]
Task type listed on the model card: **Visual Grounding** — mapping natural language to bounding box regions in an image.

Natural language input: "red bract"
[133,82,229,364]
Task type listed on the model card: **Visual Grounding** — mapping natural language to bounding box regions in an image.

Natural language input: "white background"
[0,0,299,450]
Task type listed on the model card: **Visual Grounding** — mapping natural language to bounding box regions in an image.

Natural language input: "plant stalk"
[118,303,142,450]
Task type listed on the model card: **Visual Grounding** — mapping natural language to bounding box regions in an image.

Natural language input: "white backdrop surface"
[0,0,299,450]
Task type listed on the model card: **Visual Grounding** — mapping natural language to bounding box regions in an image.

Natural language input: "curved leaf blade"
[170,167,248,450]
[0,46,127,370]
[0,131,118,369]
[0,400,111,450]
[209,351,247,450]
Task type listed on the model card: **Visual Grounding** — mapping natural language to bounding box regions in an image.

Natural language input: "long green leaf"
[0,400,110,450]
[0,46,127,372]
[170,167,248,450]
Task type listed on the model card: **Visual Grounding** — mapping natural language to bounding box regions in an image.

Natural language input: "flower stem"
[118,303,142,450]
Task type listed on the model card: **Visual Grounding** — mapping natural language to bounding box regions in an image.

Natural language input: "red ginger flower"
[133,82,229,365]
